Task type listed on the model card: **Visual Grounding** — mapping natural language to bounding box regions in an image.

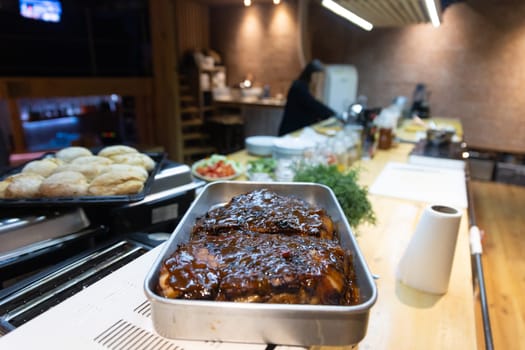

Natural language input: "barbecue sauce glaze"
[158,189,359,305]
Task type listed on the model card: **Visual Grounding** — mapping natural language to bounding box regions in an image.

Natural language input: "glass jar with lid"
[272,138,315,182]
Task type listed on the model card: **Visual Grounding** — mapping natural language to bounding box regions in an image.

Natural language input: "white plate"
[191,155,243,182]
[245,136,278,156]
[273,137,315,156]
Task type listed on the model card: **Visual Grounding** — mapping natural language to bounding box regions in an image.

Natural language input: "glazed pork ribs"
[158,231,359,304]
[192,188,335,240]
[158,189,360,305]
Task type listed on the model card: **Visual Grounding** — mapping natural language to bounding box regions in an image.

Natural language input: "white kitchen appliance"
[316,64,358,115]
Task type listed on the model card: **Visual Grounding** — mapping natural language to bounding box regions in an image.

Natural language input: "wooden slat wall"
[338,0,441,27]
[149,0,182,161]
[175,1,210,57]
[147,0,212,162]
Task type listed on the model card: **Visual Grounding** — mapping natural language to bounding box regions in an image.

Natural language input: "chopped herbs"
[293,164,376,230]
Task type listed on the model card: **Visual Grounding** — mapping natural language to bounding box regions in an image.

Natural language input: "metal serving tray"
[144,181,377,346]
[0,152,165,207]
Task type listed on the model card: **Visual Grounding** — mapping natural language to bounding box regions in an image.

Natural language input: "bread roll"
[4,173,44,199]
[39,171,89,197]
[98,145,138,158]
[53,163,105,181]
[0,179,12,198]
[71,155,113,166]
[55,147,93,163]
[22,158,62,177]
[88,170,145,196]
[109,153,155,171]
[101,164,149,181]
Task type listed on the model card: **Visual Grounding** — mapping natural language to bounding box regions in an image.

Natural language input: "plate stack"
[245,136,278,156]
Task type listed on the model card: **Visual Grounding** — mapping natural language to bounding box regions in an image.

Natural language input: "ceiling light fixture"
[243,0,280,7]
[424,0,441,27]
[321,0,373,31]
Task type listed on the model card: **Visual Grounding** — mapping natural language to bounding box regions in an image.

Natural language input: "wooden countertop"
[395,117,464,143]
[214,95,286,109]
[228,142,477,350]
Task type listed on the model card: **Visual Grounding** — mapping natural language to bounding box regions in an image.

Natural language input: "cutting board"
[369,162,468,209]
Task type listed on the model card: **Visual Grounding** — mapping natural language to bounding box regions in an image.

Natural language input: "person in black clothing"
[278,59,336,136]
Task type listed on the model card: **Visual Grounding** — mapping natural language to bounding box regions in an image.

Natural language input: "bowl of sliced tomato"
[191,154,243,182]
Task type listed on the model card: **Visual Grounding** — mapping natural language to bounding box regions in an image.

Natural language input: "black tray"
[0,151,166,207]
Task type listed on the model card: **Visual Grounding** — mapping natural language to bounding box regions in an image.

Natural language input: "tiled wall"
[211,1,525,153]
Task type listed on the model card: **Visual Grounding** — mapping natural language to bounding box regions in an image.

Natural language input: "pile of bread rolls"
[0,145,156,199]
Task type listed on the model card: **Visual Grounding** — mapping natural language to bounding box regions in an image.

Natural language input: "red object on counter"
[9,152,49,167]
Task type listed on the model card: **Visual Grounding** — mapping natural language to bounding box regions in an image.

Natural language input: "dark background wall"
[210,0,525,154]
[0,0,151,76]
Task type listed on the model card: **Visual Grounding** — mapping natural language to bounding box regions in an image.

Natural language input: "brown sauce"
[158,189,359,305]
